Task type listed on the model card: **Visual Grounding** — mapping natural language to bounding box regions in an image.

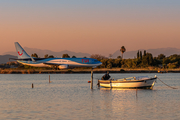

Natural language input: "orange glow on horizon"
[0,1,180,56]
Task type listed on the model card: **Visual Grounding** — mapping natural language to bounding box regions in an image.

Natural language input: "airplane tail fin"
[14,42,30,59]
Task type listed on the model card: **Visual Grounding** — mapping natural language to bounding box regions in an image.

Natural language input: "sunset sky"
[0,0,180,56]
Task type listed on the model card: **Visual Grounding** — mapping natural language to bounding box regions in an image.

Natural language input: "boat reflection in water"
[98,76,157,89]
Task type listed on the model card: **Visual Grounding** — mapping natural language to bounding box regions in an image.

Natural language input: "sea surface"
[0,73,180,120]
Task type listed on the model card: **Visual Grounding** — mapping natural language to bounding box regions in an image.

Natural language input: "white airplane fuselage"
[14,42,102,69]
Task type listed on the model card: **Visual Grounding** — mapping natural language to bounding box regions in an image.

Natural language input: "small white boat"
[98,76,157,89]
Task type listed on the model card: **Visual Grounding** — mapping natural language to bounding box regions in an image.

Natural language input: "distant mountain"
[0,55,17,64]
[4,47,91,58]
[112,48,180,59]
[3,47,180,63]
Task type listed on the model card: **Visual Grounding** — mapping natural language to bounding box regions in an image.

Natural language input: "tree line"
[30,45,180,69]
[91,51,180,69]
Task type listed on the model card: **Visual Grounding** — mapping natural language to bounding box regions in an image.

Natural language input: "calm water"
[0,73,180,120]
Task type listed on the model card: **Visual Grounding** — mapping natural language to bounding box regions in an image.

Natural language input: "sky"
[0,0,180,57]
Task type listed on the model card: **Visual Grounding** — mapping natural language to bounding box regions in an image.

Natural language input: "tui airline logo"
[18,50,24,56]
[82,59,89,63]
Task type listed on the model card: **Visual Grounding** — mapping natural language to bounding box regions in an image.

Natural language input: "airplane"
[11,42,102,69]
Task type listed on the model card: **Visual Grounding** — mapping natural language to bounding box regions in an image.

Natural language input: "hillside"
[4,47,91,58]
[0,55,17,64]
[3,47,180,61]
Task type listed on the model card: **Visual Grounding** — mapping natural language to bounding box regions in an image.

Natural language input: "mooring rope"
[157,77,177,89]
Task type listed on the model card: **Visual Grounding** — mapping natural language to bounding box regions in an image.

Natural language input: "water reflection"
[0,74,180,120]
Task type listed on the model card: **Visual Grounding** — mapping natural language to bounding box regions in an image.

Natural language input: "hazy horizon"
[1,0,180,56]
[3,46,180,59]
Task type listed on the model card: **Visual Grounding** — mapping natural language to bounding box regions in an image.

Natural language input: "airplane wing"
[43,63,61,66]
[43,63,69,69]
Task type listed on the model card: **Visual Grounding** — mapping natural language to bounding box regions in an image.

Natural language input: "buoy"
[88,81,91,83]
[32,83,34,88]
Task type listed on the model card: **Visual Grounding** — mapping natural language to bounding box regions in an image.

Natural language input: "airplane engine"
[58,65,69,69]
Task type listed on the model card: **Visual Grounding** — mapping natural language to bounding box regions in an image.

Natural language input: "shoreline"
[1,68,180,74]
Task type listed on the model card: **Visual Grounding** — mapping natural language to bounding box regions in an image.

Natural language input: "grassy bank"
[1,68,180,74]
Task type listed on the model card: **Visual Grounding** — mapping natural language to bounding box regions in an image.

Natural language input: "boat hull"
[99,77,156,89]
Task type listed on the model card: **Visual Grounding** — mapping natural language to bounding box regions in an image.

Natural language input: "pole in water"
[32,83,34,88]
[110,79,112,88]
[90,69,93,89]
[49,75,50,83]
[97,79,100,88]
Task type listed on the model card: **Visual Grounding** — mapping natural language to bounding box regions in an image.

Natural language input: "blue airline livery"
[13,42,102,69]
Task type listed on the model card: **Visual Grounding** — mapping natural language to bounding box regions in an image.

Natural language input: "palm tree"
[120,46,126,59]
